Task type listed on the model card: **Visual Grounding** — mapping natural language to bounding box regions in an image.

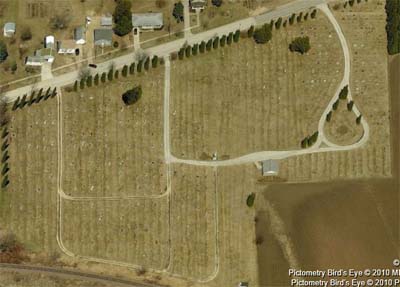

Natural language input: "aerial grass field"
[278,0,391,182]
[170,12,343,160]
[0,96,59,255]
[62,68,166,198]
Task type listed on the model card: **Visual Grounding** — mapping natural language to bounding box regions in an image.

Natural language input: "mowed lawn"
[62,68,166,198]
[0,97,59,254]
[170,12,343,160]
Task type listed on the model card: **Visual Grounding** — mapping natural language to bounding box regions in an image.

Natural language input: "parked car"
[88,64,97,68]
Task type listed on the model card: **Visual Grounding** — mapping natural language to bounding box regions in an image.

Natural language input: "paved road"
[0,263,162,287]
[1,0,326,103]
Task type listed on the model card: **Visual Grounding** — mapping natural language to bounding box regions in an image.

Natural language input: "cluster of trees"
[0,41,8,63]
[114,0,133,36]
[173,2,184,23]
[385,0,400,55]
[248,9,317,45]
[122,86,142,106]
[176,30,240,60]
[301,131,319,148]
[12,87,57,111]
[289,36,311,54]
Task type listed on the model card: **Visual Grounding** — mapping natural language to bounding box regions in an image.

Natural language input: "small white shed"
[262,160,279,176]
[3,22,16,37]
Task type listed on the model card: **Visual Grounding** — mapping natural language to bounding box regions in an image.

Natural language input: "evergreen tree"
[114,69,119,79]
[86,75,93,87]
[114,0,133,36]
[80,78,85,89]
[20,94,27,108]
[332,99,339,110]
[356,114,362,124]
[227,32,233,45]
[51,87,57,98]
[122,86,142,105]
[151,56,158,68]
[28,92,36,106]
[144,57,150,70]
[137,60,143,72]
[289,13,296,25]
[206,39,212,51]
[73,81,78,91]
[192,44,198,55]
[178,48,185,59]
[199,41,206,53]
[289,36,311,54]
[247,26,254,38]
[311,9,317,19]
[213,37,219,49]
[220,35,226,47]
[275,17,282,29]
[326,111,332,122]
[129,63,135,75]
[338,85,349,100]
[347,101,354,111]
[12,97,20,111]
[101,72,106,83]
[108,69,114,81]
[122,65,128,77]
[94,74,99,85]
[233,30,240,42]
[253,24,272,44]
[185,45,191,57]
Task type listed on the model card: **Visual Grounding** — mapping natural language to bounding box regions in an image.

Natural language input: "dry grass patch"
[0,97,58,254]
[170,13,343,159]
[61,197,170,270]
[324,100,363,145]
[62,69,166,198]
[169,164,217,280]
[278,0,391,182]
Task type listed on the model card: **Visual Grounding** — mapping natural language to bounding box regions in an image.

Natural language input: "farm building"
[261,160,279,176]
[101,15,113,26]
[25,48,54,66]
[94,29,112,46]
[57,40,77,55]
[74,26,86,44]
[190,0,207,11]
[3,22,16,37]
[45,35,55,49]
[132,13,163,30]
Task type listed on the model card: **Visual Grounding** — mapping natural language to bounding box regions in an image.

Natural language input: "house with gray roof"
[94,29,112,47]
[101,15,113,26]
[261,160,279,176]
[25,48,54,66]
[132,13,163,30]
[74,26,86,45]
[3,22,16,37]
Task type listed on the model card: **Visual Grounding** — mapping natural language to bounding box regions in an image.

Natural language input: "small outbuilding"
[94,29,112,47]
[45,35,55,49]
[190,0,207,11]
[262,160,279,176]
[101,15,113,26]
[3,22,16,37]
[57,40,77,55]
[132,13,163,30]
[74,26,86,45]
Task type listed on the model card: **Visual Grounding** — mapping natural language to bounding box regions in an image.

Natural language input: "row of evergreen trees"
[1,118,9,189]
[74,55,163,91]
[326,85,362,124]
[385,0,400,55]
[176,30,241,60]
[12,87,57,111]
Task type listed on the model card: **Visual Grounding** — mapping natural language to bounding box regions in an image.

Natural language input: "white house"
[45,35,55,48]
[3,22,16,37]
[262,160,279,176]
[25,48,54,66]
[74,26,86,45]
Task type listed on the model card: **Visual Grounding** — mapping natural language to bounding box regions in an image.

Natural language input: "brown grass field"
[324,98,364,145]
[62,68,166,198]
[278,0,391,182]
[0,97,59,254]
[170,12,343,160]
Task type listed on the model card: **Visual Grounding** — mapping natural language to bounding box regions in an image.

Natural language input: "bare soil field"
[324,99,364,145]
[61,197,170,270]
[170,13,343,159]
[0,97,59,254]
[62,68,166,198]
[169,164,217,281]
[278,0,391,181]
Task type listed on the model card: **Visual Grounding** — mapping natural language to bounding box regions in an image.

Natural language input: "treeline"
[0,101,10,189]
[386,0,400,55]
[12,87,57,111]
[73,56,164,91]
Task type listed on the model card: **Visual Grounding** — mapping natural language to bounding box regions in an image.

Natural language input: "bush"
[212,0,223,7]
[122,86,142,106]
[20,27,32,41]
[253,24,272,44]
[338,85,348,100]
[199,41,206,53]
[152,56,158,68]
[129,63,135,74]
[227,32,233,45]
[213,37,219,49]
[94,73,99,85]
[347,101,354,111]
[275,17,282,29]
[122,65,128,76]
[0,41,8,63]
[289,36,310,54]
[246,193,256,207]
[173,2,184,22]
[206,39,212,51]
[185,45,191,57]
[192,44,198,55]
[220,35,226,47]
[114,0,133,36]
[113,41,119,48]
[247,26,254,37]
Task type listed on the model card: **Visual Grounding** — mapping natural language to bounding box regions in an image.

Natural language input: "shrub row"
[1,119,9,189]
[12,87,57,111]
[300,131,319,148]
[385,0,400,55]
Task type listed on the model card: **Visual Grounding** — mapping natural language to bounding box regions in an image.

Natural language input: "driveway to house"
[1,0,327,103]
